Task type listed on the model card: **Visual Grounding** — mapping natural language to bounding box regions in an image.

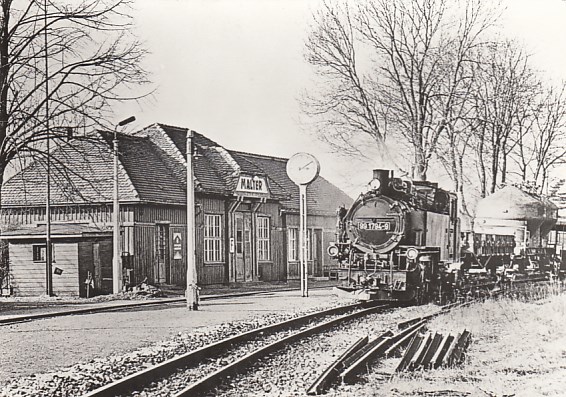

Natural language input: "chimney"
[372,169,392,188]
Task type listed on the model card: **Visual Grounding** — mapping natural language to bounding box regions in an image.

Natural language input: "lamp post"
[186,130,198,310]
[112,116,136,294]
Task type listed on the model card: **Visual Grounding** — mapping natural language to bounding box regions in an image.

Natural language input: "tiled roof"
[134,123,231,196]
[99,131,187,204]
[1,137,139,207]
[228,151,289,201]
[156,123,221,155]
[2,132,190,207]
[139,123,352,212]
[227,151,353,215]
[193,148,232,195]
[2,125,353,216]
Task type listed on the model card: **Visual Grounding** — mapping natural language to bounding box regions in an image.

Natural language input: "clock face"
[286,152,320,185]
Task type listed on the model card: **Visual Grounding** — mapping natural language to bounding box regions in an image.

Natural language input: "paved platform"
[0,288,343,383]
[0,280,338,320]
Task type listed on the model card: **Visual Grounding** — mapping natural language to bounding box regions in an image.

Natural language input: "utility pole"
[186,130,198,310]
[112,116,136,294]
[44,0,52,296]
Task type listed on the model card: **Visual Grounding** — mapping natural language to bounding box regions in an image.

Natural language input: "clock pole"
[299,183,308,297]
[286,152,320,298]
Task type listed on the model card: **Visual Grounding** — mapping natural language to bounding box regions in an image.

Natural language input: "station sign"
[235,175,269,196]
[173,232,182,260]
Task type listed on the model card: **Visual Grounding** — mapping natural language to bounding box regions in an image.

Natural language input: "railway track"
[301,282,558,396]
[207,301,455,397]
[81,301,391,397]
[0,287,322,326]
[81,280,557,397]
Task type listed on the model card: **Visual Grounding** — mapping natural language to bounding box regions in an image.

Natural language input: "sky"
[115,0,566,197]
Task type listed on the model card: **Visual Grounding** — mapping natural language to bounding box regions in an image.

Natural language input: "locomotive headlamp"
[406,247,419,260]
[327,245,339,257]
[368,178,381,191]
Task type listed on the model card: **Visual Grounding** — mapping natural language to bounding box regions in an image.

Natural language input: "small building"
[1,224,112,297]
[0,123,352,296]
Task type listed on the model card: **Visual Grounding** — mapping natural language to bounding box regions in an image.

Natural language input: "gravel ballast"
[0,289,350,396]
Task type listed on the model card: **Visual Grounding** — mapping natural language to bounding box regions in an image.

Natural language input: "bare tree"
[512,83,566,192]
[303,2,387,163]
[467,40,537,195]
[436,115,476,216]
[0,0,150,197]
[304,0,498,180]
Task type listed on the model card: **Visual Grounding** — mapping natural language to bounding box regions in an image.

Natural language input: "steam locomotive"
[327,169,555,304]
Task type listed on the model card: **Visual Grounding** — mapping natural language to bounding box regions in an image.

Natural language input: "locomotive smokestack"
[372,169,392,189]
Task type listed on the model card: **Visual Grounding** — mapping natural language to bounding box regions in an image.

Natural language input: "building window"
[32,244,55,262]
[204,214,223,262]
[288,228,298,261]
[257,216,270,261]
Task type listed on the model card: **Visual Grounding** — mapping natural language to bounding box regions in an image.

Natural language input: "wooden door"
[314,229,323,277]
[234,212,253,282]
[91,241,111,294]
[235,213,245,281]
[244,213,252,281]
[156,224,170,284]
[93,242,102,291]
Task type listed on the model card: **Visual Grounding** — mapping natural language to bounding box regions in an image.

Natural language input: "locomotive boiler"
[327,169,463,303]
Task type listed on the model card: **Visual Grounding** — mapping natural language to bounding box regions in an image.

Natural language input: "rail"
[82,301,388,397]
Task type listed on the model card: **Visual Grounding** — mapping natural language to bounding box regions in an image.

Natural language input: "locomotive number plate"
[357,221,390,231]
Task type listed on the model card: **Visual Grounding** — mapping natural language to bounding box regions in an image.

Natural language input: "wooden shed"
[1,224,112,297]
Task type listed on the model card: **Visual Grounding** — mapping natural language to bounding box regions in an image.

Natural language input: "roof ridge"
[211,146,240,176]
[155,122,188,132]
[197,148,232,194]
[152,124,188,166]
[228,149,289,162]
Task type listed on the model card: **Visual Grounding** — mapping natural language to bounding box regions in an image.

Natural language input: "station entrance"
[234,211,253,282]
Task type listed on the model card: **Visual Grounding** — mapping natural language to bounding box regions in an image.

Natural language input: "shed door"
[235,212,253,282]
[93,242,101,291]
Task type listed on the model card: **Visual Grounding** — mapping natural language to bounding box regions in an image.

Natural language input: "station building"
[0,124,352,296]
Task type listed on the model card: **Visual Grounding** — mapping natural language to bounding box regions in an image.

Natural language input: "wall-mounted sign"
[235,175,269,195]
[173,232,182,260]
